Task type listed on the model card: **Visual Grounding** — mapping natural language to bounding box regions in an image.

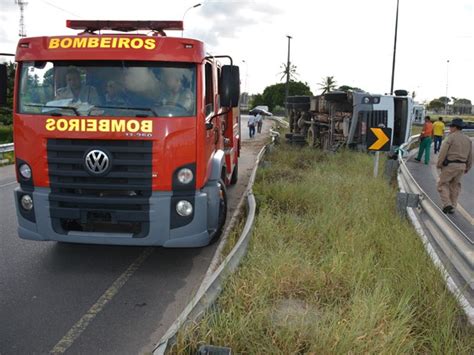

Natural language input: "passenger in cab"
[105,80,128,106]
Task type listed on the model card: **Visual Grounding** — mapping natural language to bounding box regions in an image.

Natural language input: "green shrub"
[0,125,13,143]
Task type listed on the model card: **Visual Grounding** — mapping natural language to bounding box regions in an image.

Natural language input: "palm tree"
[279,63,298,81]
[318,76,337,94]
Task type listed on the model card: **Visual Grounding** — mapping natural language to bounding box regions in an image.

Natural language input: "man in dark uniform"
[437,118,472,214]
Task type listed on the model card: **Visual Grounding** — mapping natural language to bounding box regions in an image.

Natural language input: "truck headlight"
[176,200,193,217]
[177,168,193,184]
[19,163,32,180]
[21,194,34,211]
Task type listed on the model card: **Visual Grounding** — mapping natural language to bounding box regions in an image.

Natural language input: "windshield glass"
[18,61,196,117]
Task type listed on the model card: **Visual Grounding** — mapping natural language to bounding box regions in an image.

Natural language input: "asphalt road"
[406,137,473,241]
[0,116,270,354]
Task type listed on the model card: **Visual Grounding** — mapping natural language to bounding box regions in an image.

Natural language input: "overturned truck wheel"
[306,126,317,147]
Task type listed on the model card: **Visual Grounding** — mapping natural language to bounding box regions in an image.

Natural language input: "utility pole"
[445,59,449,115]
[285,35,292,112]
[15,0,28,37]
[390,0,399,95]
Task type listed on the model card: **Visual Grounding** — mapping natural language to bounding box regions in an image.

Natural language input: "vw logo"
[84,149,110,175]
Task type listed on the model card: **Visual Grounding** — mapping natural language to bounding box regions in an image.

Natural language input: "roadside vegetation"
[0,125,13,143]
[172,144,473,353]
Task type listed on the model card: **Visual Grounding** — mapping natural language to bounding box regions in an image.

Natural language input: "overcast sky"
[1,0,473,102]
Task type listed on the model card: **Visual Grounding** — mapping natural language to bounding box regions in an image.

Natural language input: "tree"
[0,61,15,125]
[452,98,472,115]
[427,99,444,113]
[318,76,337,94]
[253,81,312,111]
[278,63,298,82]
[438,96,451,104]
[249,93,265,109]
[338,85,364,92]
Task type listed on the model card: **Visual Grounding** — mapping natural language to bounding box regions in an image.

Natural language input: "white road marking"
[50,247,154,354]
[0,181,17,189]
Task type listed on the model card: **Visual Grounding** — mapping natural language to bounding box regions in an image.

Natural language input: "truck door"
[203,60,218,178]
[393,97,410,146]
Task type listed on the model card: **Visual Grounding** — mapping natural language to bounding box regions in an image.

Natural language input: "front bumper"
[14,186,219,247]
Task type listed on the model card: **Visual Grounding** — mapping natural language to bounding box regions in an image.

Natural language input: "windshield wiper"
[24,103,80,116]
[91,105,158,117]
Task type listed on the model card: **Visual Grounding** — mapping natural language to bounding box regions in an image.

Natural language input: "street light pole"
[285,35,292,112]
[242,59,248,94]
[182,3,201,37]
[390,0,399,95]
[445,59,449,115]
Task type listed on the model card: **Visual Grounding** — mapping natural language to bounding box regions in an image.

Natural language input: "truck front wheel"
[230,162,238,185]
[210,179,227,244]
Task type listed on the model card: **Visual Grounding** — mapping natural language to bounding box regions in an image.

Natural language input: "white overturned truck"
[286,90,414,152]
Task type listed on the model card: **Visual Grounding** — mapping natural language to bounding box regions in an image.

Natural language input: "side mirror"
[205,122,213,130]
[0,64,8,107]
[219,65,240,108]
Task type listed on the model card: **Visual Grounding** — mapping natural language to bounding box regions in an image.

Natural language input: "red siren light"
[66,20,184,33]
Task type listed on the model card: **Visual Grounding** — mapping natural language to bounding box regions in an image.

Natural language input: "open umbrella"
[249,107,272,116]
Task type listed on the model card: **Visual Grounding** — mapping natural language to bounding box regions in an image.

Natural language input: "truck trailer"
[286,90,414,152]
[0,20,241,247]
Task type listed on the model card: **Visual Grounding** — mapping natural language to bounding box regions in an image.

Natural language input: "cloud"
[0,0,23,49]
[188,0,282,46]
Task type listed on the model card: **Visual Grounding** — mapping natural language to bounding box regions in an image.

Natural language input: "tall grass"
[173,145,473,354]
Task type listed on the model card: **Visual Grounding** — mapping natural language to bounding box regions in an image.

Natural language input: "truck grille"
[47,139,152,237]
[354,110,389,145]
[364,110,388,129]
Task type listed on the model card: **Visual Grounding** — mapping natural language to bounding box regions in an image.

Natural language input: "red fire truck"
[0,20,241,247]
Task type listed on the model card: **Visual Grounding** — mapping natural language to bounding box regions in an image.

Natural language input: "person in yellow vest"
[437,118,472,214]
[432,116,445,154]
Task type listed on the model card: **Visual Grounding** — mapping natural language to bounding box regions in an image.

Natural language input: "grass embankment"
[429,114,474,123]
[173,146,473,354]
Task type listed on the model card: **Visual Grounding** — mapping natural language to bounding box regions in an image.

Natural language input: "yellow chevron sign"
[368,127,391,151]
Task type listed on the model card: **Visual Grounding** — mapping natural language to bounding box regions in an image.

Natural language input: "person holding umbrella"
[256,112,263,133]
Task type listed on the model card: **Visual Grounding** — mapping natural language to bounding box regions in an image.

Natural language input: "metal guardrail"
[153,144,268,354]
[397,134,473,321]
[0,143,14,154]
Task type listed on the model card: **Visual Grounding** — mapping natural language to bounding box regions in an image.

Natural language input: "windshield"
[18,61,196,117]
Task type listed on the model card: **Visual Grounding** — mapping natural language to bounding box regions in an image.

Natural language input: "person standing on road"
[436,118,472,214]
[433,117,445,154]
[248,114,256,138]
[415,116,433,164]
[256,113,263,134]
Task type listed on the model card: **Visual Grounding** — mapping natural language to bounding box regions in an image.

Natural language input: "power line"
[39,0,83,18]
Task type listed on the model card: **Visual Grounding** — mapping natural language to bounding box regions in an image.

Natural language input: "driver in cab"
[56,67,100,105]
[159,68,194,113]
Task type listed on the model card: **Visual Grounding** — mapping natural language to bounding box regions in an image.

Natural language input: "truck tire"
[230,162,238,185]
[209,179,227,244]
[306,126,317,147]
[324,92,347,103]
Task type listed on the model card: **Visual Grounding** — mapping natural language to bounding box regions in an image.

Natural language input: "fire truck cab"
[1,20,241,247]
